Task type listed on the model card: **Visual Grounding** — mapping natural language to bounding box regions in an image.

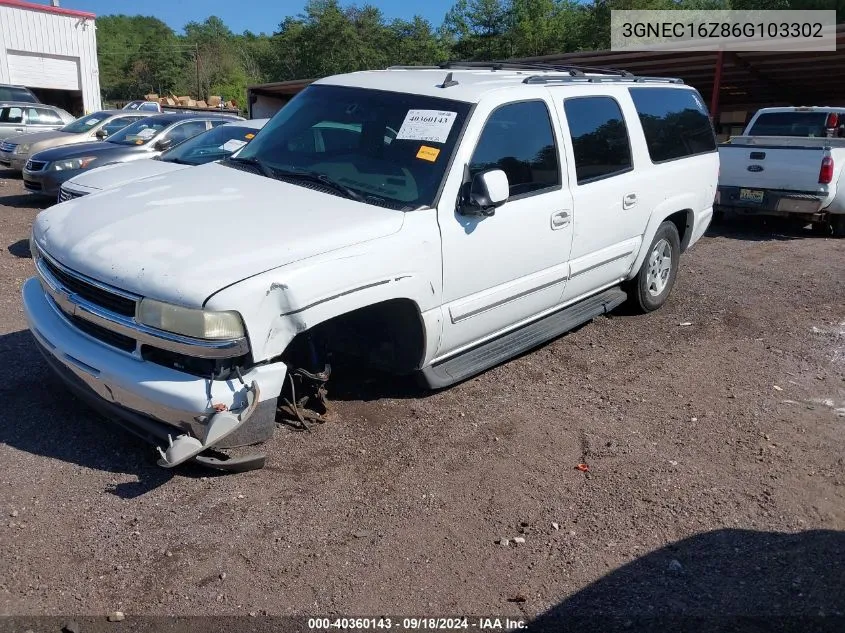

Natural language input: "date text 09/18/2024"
[306,617,527,630]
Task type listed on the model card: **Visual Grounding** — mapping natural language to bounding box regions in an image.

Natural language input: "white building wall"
[0,3,101,112]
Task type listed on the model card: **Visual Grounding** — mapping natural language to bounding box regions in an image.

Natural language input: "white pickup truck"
[23,63,718,471]
[717,106,845,237]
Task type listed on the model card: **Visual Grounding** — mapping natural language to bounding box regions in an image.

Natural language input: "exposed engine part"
[279,364,332,431]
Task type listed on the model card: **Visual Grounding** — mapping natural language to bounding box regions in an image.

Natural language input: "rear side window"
[746,112,829,137]
[30,108,64,125]
[629,87,716,162]
[469,100,559,197]
[564,96,632,184]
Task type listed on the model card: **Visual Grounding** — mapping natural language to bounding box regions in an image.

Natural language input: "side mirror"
[459,169,509,217]
[154,138,172,151]
[95,129,107,139]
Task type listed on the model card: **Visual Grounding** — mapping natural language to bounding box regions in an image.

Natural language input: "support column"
[710,49,724,121]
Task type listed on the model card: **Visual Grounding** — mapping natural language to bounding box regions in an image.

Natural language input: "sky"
[59,0,455,34]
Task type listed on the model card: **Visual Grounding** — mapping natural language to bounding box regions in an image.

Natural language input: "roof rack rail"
[386,61,635,77]
[437,60,634,77]
[524,74,684,85]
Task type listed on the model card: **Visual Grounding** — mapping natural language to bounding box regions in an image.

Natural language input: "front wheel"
[628,221,681,313]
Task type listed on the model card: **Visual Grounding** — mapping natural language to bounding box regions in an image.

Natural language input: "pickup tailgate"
[718,137,827,193]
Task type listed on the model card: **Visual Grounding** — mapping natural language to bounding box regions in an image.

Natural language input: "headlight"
[137,298,245,340]
[15,144,30,154]
[50,156,97,171]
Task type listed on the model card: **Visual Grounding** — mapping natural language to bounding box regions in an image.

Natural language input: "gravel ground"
[0,173,843,630]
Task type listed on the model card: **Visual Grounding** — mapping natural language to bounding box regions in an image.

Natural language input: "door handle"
[551,210,570,230]
[623,193,637,209]
[14,128,24,132]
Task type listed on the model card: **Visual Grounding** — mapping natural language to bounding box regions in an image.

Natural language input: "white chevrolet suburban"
[23,63,718,471]
[717,106,845,236]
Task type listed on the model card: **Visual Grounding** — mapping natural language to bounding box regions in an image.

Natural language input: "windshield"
[747,112,830,137]
[234,84,472,208]
[107,118,170,146]
[161,124,261,165]
[61,112,111,134]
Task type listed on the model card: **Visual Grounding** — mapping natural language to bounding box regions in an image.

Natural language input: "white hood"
[65,159,188,192]
[34,162,405,306]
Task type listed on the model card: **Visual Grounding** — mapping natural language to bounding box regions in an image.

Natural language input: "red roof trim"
[0,0,95,19]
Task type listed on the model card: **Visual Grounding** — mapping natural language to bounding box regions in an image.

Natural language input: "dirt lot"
[1,173,843,630]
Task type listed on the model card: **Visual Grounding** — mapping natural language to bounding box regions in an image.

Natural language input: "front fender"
[203,214,443,363]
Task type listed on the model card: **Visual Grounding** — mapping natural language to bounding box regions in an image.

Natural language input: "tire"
[832,215,845,238]
[628,221,681,313]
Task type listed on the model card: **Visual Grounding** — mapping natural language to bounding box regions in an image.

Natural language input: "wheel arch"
[627,198,696,280]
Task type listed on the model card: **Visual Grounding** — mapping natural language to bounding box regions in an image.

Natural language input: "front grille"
[25,160,47,171]
[0,141,17,153]
[42,258,137,317]
[69,313,136,352]
[58,187,85,203]
[23,180,42,191]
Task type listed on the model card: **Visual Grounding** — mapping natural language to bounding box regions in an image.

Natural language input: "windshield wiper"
[224,155,274,178]
[269,167,365,202]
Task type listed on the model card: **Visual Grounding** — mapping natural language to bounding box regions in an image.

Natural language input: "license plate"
[739,189,765,203]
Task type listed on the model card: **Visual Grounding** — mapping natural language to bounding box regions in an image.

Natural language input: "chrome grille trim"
[25,159,47,171]
[58,187,86,203]
[0,141,17,153]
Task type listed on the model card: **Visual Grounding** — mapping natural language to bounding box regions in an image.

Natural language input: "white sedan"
[57,118,269,202]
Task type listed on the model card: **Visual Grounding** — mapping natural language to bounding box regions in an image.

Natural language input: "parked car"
[0,84,39,104]
[58,118,269,201]
[0,102,74,144]
[123,100,162,113]
[23,64,718,471]
[0,110,148,171]
[717,106,845,237]
[23,112,243,196]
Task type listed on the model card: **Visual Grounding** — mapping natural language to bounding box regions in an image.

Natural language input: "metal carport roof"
[247,25,845,120]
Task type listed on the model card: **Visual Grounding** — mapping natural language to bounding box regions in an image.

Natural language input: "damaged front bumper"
[22,277,287,471]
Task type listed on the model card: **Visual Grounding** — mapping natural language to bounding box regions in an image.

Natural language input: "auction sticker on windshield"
[397,110,457,144]
[220,139,248,152]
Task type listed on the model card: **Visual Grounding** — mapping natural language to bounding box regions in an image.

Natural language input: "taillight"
[819,156,834,184]
[826,112,840,128]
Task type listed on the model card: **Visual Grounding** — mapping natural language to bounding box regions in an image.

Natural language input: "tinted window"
[469,101,559,197]
[629,87,716,162]
[108,118,172,145]
[164,120,209,145]
[0,86,37,103]
[564,97,632,184]
[162,124,261,165]
[101,116,143,136]
[61,112,112,134]
[0,107,23,124]
[236,84,472,208]
[746,111,828,137]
